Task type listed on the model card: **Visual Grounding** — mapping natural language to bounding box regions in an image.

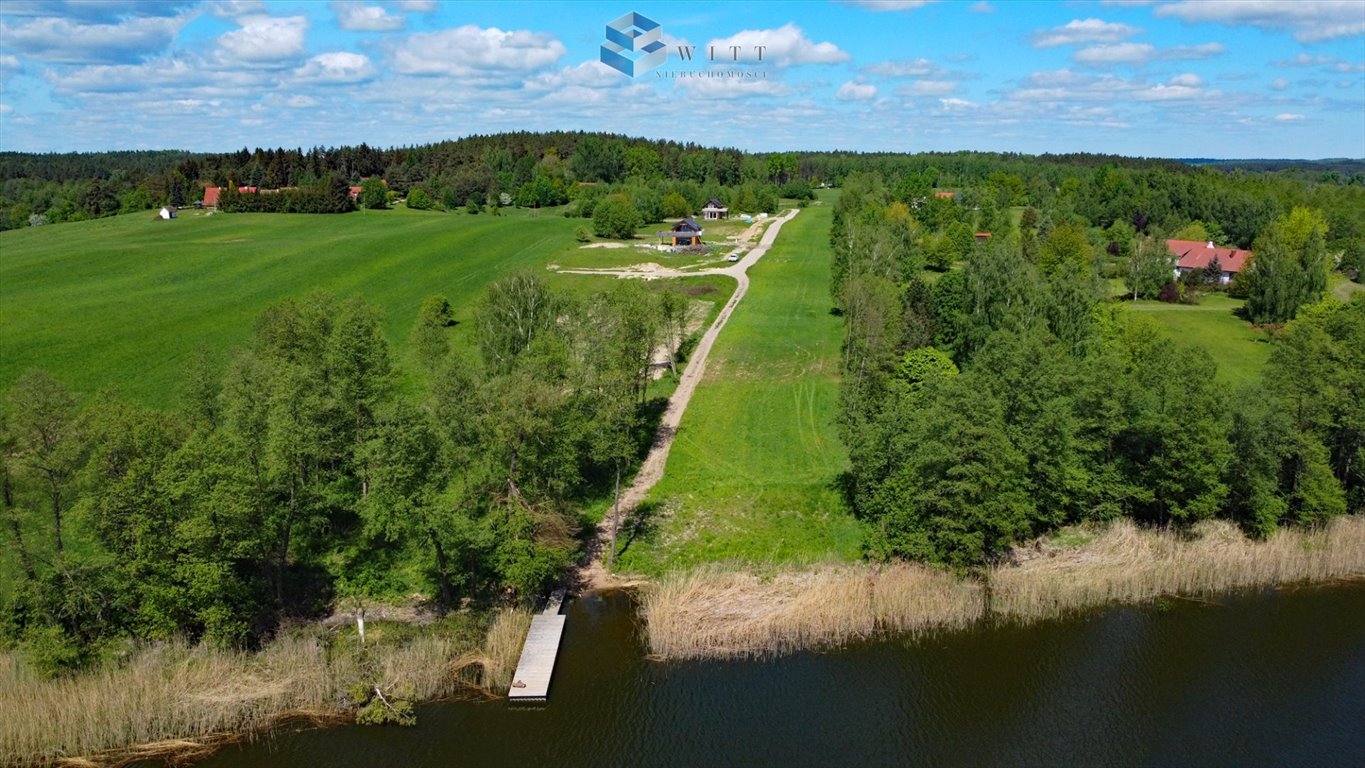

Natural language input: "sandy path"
[573,209,801,591]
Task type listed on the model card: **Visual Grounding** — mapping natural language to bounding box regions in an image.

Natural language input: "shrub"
[405,187,434,210]
[575,226,592,243]
[1157,282,1181,303]
[592,197,641,239]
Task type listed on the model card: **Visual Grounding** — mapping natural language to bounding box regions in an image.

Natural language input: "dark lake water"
[202,582,1365,768]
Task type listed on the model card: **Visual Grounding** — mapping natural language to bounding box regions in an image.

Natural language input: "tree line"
[1,276,687,674]
[4,136,1362,278]
[832,173,1363,569]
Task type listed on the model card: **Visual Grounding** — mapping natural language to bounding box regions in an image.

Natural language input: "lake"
[202,581,1365,767]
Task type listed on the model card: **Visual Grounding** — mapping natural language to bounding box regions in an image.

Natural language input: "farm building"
[201,186,259,208]
[157,206,177,219]
[658,217,704,247]
[701,198,728,220]
[1167,239,1253,284]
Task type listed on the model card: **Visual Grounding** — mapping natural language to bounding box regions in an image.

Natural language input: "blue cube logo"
[600,11,666,77]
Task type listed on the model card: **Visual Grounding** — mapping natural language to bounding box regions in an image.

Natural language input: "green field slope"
[0,207,604,405]
[1125,293,1272,388]
[618,197,863,575]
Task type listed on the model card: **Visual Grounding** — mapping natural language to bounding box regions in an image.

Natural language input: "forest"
[1,275,683,674]
[831,172,1363,568]
[3,133,1362,271]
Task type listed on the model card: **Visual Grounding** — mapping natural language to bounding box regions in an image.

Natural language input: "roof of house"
[703,198,727,210]
[1166,239,1253,273]
[203,187,220,207]
[933,191,956,199]
[674,217,702,232]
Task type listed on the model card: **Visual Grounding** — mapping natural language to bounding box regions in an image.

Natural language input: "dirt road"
[571,209,801,590]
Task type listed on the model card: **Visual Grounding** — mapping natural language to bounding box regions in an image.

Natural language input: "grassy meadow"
[1124,293,1272,388]
[617,195,864,576]
[0,206,717,406]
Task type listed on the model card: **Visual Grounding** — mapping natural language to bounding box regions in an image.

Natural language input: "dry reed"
[991,516,1365,621]
[449,608,532,694]
[641,562,980,660]
[1,610,534,768]
[642,516,1365,660]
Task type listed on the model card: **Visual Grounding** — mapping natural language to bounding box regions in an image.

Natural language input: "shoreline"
[2,610,530,768]
[9,516,1364,766]
[639,516,1365,661]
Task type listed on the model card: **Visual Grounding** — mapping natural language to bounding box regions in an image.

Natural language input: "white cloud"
[938,97,978,109]
[1275,112,1307,121]
[1009,69,1142,102]
[206,0,264,18]
[0,54,20,76]
[1274,53,1365,73]
[897,79,959,96]
[1271,77,1290,90]
[395,0,438,10]
[837,80,877,100]
[1155,1,1365,43]
[0,103,13,115]
[1075,43,1155,64]
[331,3,404,32]
[971,2,996,13]
[525,60,624,91]
[1134,74,1207,100]
[1074,41,1224,66]
[0,13,188,64]
[1032,18,1141,48]
[845,0,936,10]
[672,75,793,100]
[704,23,848,68]
[217,15,308,64]
[391,25,566,76]
[295,52,377,83]
[43,57,214,93]
[863,57,938,77]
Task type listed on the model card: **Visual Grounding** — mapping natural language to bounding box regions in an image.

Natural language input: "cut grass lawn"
[1124,293,1271,388]
[617,193,863,576]
[0,206,716,406]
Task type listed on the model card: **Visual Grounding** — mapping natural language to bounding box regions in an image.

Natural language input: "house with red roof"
[202,186,259,208]
[1167,239,1253,285]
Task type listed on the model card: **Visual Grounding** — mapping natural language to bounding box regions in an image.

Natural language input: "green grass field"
[617,194,863,576]
[0,206,707,406]
[1124,293,1272,388]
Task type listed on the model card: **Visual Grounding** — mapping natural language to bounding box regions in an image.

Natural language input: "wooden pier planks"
[508,613,566,700]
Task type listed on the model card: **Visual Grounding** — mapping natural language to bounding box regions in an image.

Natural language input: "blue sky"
[1,0,1362,157]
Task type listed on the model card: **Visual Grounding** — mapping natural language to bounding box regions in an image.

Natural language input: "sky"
[0,0,1362,158]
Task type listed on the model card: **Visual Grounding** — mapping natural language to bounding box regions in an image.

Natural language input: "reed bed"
[1,611,531,767]
[641,562,980,660]
[642,516,1365,660]
[991,516,1365,621]
[449,608,532,695]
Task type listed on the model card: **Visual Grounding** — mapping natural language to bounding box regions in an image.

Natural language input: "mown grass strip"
[619,196,862,575]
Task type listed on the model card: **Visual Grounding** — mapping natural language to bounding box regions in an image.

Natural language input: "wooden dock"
[508,613,566,700]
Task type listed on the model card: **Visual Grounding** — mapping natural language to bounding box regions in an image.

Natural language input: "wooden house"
[701,198,728,220]
[658,217,704,247]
